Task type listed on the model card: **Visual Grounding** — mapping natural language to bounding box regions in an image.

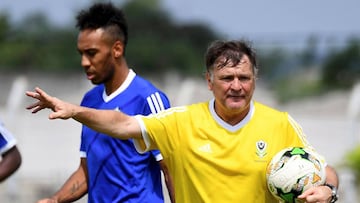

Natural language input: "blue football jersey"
[80,70,170,202]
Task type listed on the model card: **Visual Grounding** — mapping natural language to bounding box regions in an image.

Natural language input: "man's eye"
[83,50,97,57]
[239,76,250,81]
[221,76,233,81]
[87,51,96,57]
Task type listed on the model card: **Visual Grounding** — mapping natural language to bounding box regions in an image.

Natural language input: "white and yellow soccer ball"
[266,147,326,203]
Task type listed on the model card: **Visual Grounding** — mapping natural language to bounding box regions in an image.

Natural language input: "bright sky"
[1,0,359,45]
[163,0,360,37]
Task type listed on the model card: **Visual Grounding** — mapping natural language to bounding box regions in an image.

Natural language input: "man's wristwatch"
[324,183,338,203]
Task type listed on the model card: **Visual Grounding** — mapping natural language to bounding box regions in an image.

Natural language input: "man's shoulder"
[132,75,161,90]
[132,76,168,98]
[155,102,208,117]
[253,101,288,120]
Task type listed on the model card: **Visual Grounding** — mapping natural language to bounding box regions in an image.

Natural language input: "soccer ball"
[266,147,326,203]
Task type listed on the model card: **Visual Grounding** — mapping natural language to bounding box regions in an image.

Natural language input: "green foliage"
[273,76,323,103]
[258,38,360,103]
[256,46,321,103]
[321,38,360,89]
[257,46,289,81]
[300,35,319,68]
[123,0,218,75]
[0,0,359,101]
[0,0,220,75]
[0,12,79,72]
[345,145,360,184]
[0,13,10,41]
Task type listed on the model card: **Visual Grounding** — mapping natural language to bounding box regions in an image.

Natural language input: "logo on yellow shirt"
[256,140,267,158]
[198,143,212,153]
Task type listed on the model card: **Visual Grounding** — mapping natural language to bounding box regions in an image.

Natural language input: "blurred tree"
[0,0,220,76]
[257,46,288,82]
[0,12,78,72]
[300,35,319,68]
[123,0,220,76]
[0,13,10,41]
[321,38,360,89]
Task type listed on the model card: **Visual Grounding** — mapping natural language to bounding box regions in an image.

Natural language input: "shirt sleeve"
[0,123,17,155]
[133,115,153,154]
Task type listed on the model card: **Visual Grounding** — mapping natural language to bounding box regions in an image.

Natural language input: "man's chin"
[90,79,101,85]
[226,103,245,111]
[226,98,245,106]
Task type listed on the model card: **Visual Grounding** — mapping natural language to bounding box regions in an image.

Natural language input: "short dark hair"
[205,40,258,76]
[76,2,128,47]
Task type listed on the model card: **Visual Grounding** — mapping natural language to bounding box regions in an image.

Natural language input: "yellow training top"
[134,99,312,203]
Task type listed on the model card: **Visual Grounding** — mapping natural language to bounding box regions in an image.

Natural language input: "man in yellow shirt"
[26,40,339,203]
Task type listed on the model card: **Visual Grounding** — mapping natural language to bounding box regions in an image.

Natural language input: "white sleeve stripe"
[288,115,303,135]
[288,115,326,164]
[155,92,165,110]
[288,115,310,147]
[151,94,161,113]
[147,92,166,114]
[133,115,152,153]
[147,96,156,114]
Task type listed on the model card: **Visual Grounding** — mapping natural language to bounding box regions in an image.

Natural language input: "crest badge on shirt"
[198,143,212,153]
[256,140,267,159]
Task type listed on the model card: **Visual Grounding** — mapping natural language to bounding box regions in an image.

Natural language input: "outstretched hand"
[26,87,75,120]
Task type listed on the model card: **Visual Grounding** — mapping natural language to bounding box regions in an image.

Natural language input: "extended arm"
[0,146,21,182]
[37,158,88,203]
[26,87,142,140]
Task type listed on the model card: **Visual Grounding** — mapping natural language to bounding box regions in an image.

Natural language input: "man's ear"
[113,41,124,58]
[205,71,213,90]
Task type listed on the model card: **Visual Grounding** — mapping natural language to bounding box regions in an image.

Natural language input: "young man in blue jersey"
[36,3,174,203]
[27,40,339,202]
[0,118,22,182]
